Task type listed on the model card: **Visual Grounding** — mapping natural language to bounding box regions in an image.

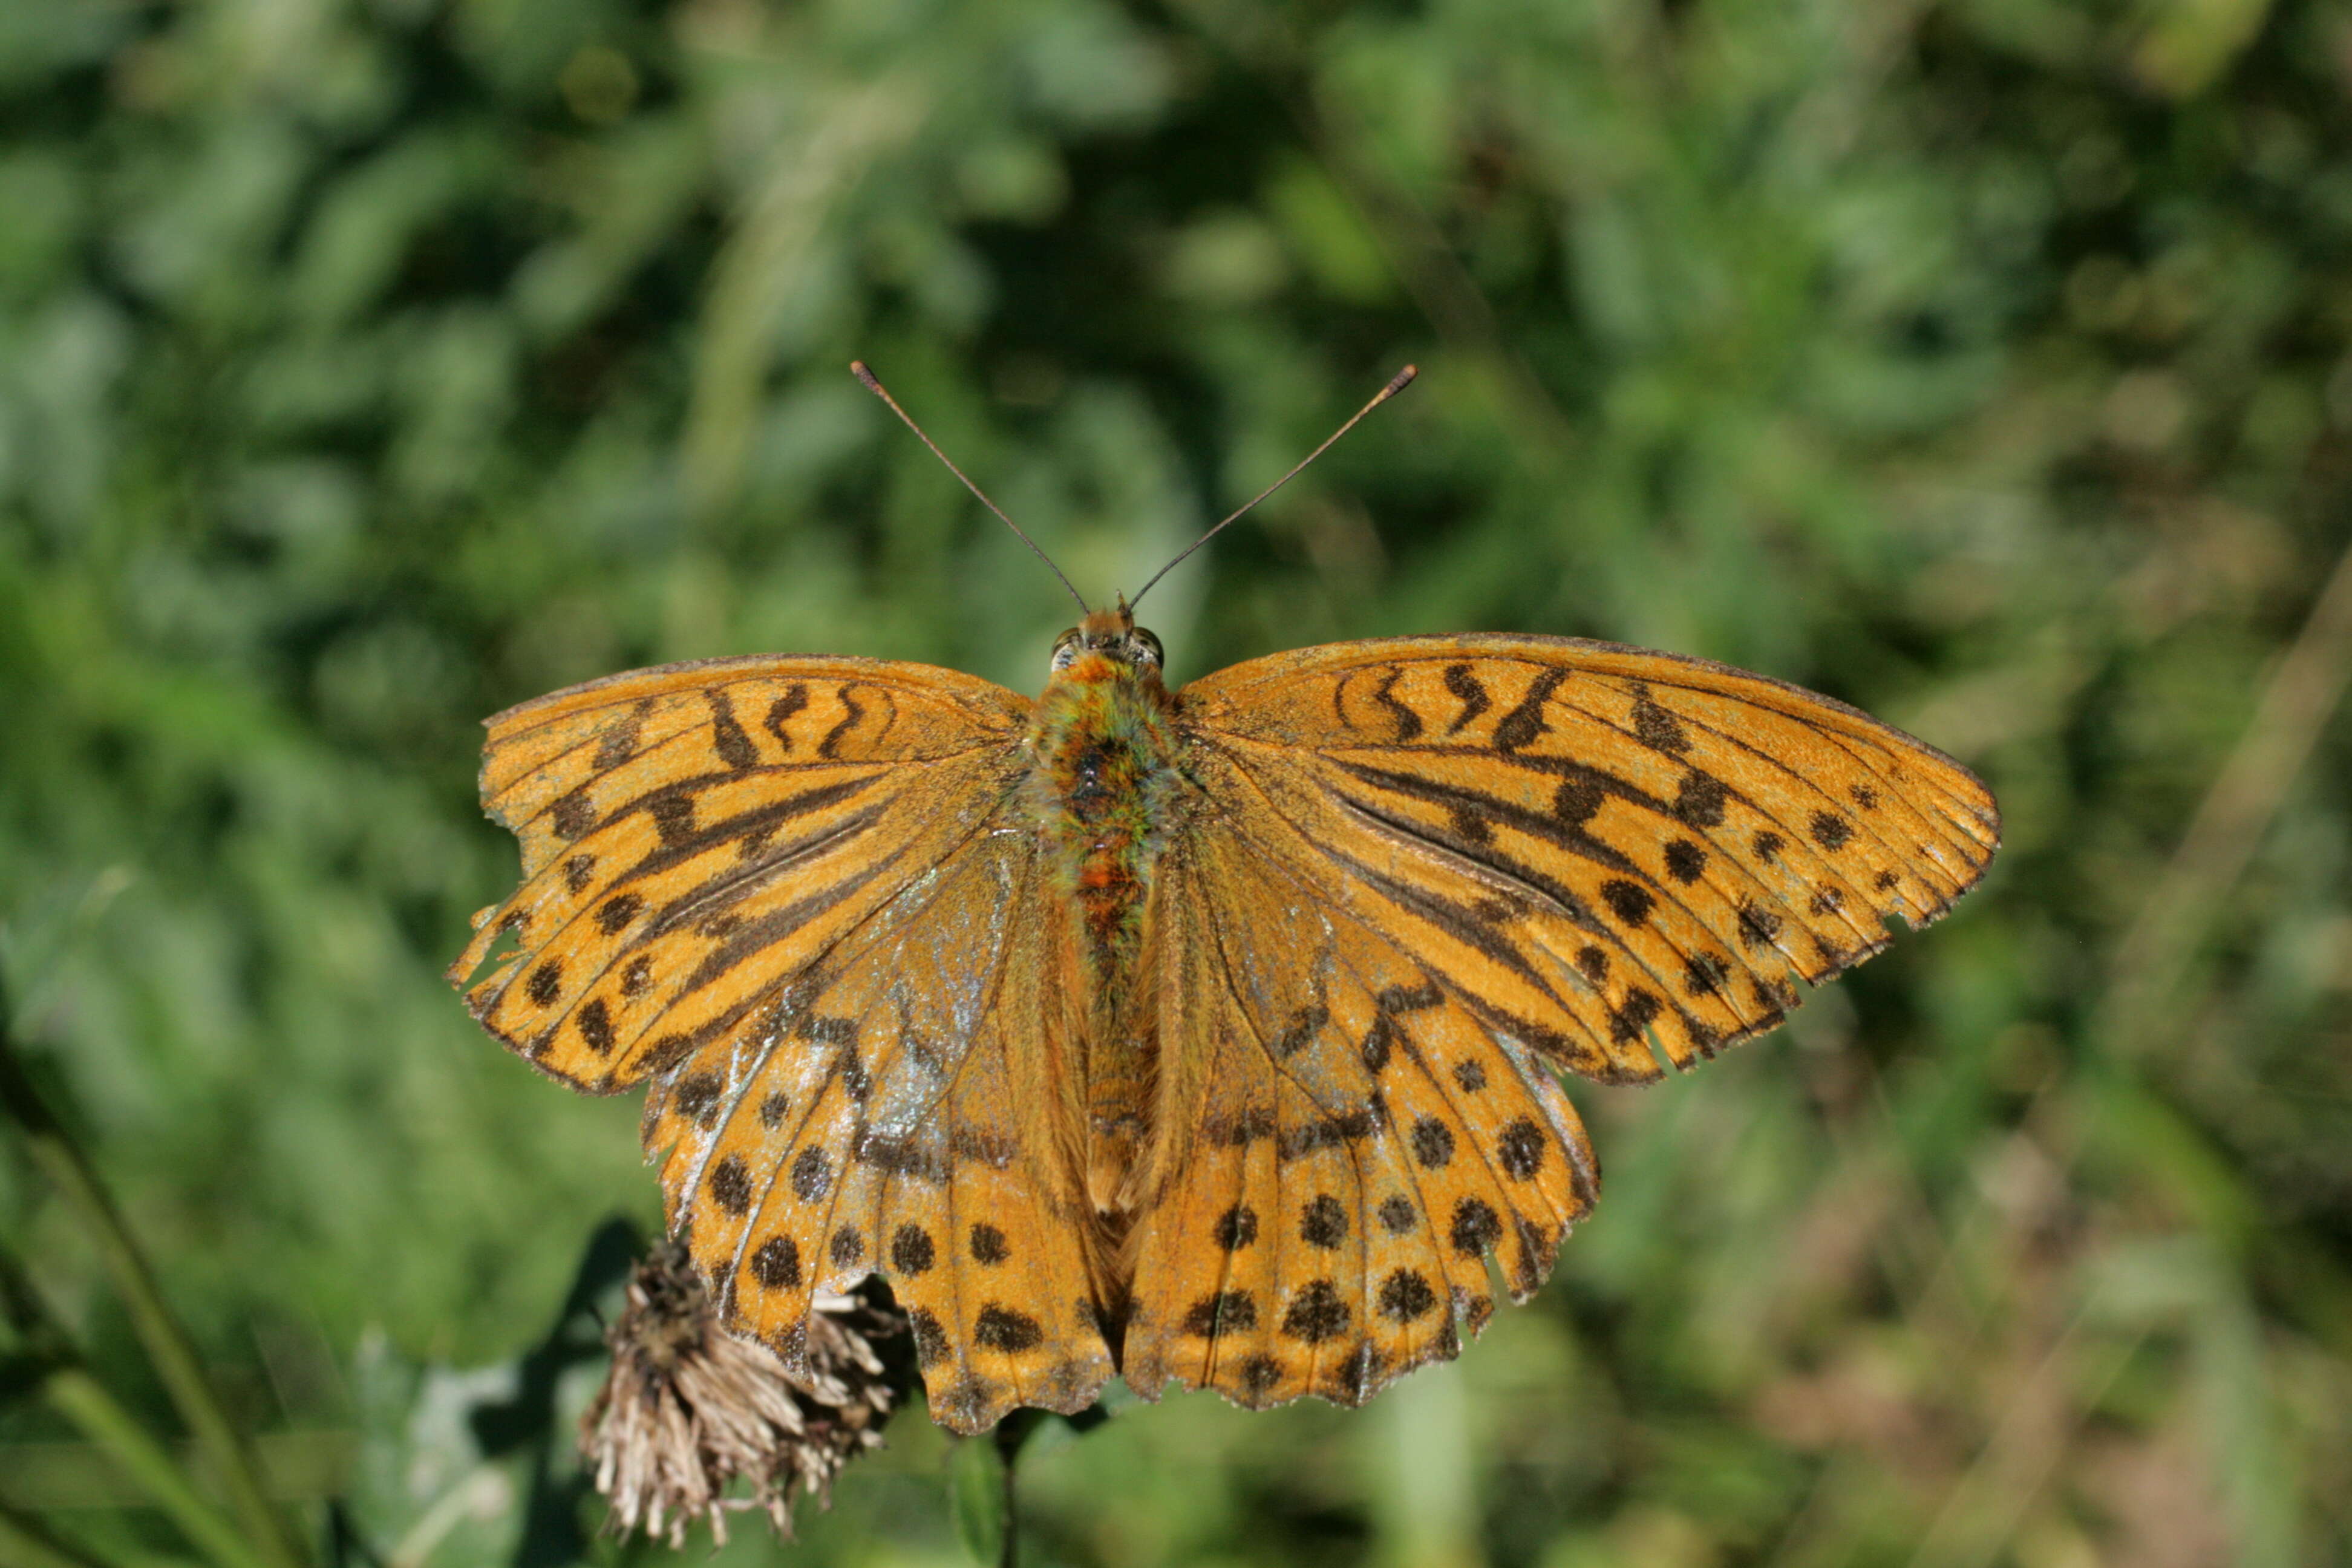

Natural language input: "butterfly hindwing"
[1122,770,1599,1410]
[647,805,1112,1434]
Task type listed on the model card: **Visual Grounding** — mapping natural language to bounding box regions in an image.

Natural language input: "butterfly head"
[1050,599,1163,681]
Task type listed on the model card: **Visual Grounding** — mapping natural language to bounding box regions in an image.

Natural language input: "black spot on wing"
[593,702,650,769]
[1184,1291,1258,1337]
[647,794,694,846]
[708,1155,752,1215]
[1378,1269,1439,1322]
[1443,664,1491,734]
[763,685,809,750]
[1498,1118,1547,1179]
[974,1304,1044,1352]
[1553,776,1605,825]
[1674,772,1728,828]
[1493,668,1569,753]
[1300,1195,1348,1249]
[1410,1116,1455,1169]
[1449,1198,1501,1258]
[1664,839,1707,884]
[1632,691,1690,753]
[1277,1105,1384,1162]
[900,1310,949,1370]
[799,1013,858,1045]
[636,1033,693,1076]
[1607,988,1662,1044]
[673,1071,724,1128]
[828,1226,864,1267]
[750,1235,800,1289]
[1280,1280,1351,1344]
[890,1224,935,1275]
[1373,666,1422,742]
[1360,981,1440,1073]
[1379,981,1442,1013]
[709,689,759,769]
[790,1146,832,1202]
[552,790,596,839]
[1324,1340,1385,1403]
[621,955,655,997]
[1601,879,1655,926]
[816,687,864,760]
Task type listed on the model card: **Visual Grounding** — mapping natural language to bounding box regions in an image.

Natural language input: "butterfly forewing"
[1177,636,1999,1079]
[450,658,1031,1089]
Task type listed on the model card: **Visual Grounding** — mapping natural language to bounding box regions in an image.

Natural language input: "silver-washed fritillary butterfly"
[451,366,1998,1432]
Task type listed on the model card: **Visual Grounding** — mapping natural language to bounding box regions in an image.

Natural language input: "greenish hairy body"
[1022,648,1186,1217]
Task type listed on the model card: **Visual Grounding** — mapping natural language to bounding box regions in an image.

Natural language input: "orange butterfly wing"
[447,656,1112,1432]
[1121,635,1996,1411]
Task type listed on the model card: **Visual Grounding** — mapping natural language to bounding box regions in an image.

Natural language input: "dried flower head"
[580,1239,901,1545]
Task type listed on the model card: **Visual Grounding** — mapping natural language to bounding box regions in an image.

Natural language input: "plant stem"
[994,1422,1021,1568]
[38,1371,270,1568]
[0,991,306,1568]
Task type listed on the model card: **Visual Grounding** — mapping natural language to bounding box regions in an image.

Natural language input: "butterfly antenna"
[1129,365,1416,610]
[852,361,1089,613]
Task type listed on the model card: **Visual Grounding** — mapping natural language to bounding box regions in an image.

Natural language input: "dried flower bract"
[581,1240,900,1545]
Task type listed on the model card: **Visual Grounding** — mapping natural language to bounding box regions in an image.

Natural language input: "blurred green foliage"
[5,0,2352,1563]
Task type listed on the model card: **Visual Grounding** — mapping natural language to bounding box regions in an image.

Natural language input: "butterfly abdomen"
[1027,651,1184,1217]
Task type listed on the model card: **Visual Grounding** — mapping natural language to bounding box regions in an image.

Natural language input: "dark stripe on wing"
[672,844,916,1001]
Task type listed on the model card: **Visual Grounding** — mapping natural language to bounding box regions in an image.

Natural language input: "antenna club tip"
[1384,365,1419,396]
[851,361,880,389]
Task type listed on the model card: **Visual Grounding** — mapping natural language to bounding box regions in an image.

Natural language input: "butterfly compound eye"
[1129,627,1163,668]
[1050,629,1082,672]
